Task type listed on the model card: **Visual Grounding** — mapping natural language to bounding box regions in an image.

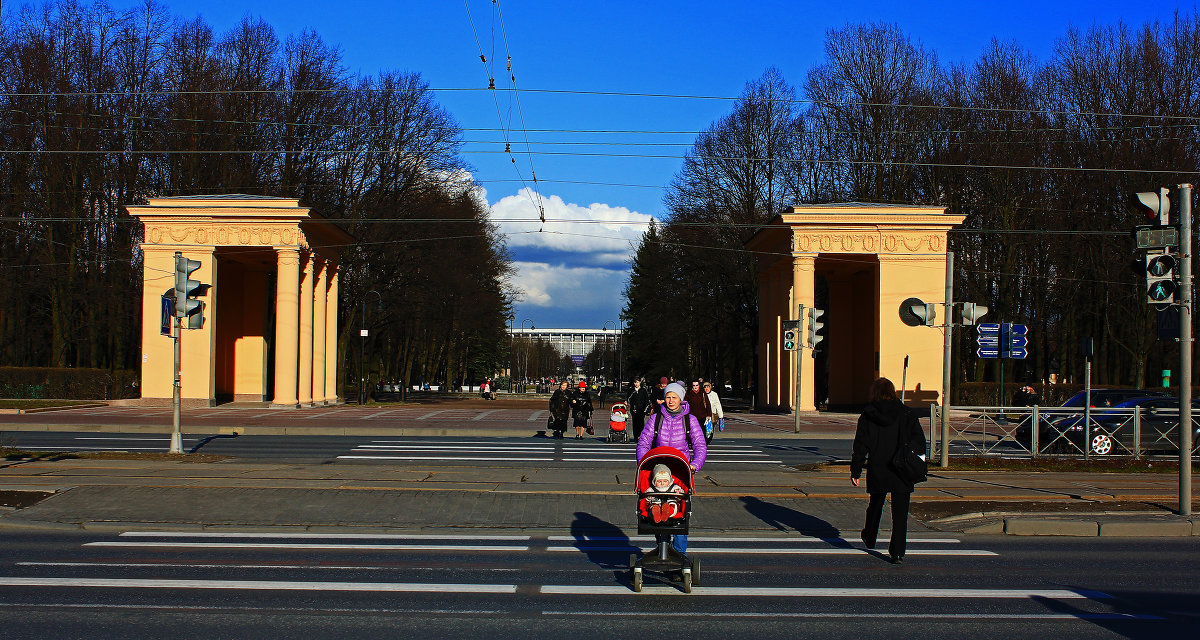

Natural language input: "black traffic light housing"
[174,252,206,329]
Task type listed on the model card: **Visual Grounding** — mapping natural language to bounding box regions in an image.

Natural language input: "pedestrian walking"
[704,381,724,433]
[627,377,652,440]
[850,377,926,564]
[652,376,668,408]
[549,380,571,438]
[683,379,713,444]
[636,381,707,554]
[572,380,594,439]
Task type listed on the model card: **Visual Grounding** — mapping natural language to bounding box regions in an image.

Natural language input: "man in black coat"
[626,377,652,439]
[850,377,926,565]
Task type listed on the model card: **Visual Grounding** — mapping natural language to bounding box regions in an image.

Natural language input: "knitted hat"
[664,381,686,401]
[652,464,671,485]
[659,376,669,385]
[578,380,587,388]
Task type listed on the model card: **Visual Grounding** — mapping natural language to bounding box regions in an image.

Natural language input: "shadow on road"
[568,511,637,570]
[739,495,845,541]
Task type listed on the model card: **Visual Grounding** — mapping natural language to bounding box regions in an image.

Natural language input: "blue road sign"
[1009,335,1029,348]
[977,347,1000,358]
[1009,324,1028,335]
[977,335,999,347]
[160,295,172,336]
[1007,347,1028,359]
[978,323,1000,334]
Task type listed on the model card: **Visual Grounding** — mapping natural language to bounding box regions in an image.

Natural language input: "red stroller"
[629,446,701,593]
[608,402,630,443]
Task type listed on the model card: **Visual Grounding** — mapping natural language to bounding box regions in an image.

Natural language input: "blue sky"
[97,0,1192,328]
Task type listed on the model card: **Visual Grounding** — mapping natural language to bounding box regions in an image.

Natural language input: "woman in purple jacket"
[636,381,707,553]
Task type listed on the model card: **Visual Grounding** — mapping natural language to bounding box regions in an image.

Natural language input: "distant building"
[511,327,622,359]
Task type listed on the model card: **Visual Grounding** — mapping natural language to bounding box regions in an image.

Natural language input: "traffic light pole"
[171,314,183,454]
[941,251,953,467]
[1179,183,1193,516]
[795,304,804,434]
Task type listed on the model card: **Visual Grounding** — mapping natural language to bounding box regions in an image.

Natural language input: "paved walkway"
[1,457,1196,537]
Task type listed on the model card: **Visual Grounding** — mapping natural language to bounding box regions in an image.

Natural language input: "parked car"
[1015,389,1169,454]
[1056,396,1200,455]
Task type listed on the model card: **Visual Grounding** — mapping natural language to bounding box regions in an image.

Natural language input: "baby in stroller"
[642,464,685,522]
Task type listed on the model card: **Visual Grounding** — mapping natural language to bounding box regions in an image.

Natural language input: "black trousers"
[862,490,911,558]
[632,413,647,439]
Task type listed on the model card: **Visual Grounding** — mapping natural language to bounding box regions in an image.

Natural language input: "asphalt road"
[0,529,1195,638]
[0,431,853,467]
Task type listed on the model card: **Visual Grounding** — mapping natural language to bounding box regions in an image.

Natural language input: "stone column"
[298,253,314,406]
[324,263,340,403]
[312,257,327,405]
[272,248,301,408]
[792,253,817,411]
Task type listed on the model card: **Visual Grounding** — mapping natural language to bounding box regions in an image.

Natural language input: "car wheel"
[1090,434,1113,456]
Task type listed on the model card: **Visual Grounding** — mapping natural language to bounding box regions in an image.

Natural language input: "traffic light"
[807,307,826,350]
[1135,188,1171,225]
[910,301,937,326]
[1145,249,1177,304]
[960,302,988,325]
[174,252,205,329]
[782,319,799,351]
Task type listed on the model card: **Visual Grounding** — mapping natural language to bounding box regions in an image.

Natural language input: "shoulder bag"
[889,412,928,485]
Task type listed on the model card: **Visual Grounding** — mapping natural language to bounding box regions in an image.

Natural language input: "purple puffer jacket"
[636,401,707,470]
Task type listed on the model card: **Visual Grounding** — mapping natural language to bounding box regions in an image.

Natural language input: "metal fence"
[929,405,1200,459]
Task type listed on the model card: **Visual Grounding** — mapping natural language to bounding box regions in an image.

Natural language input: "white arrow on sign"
[977,336,999,347]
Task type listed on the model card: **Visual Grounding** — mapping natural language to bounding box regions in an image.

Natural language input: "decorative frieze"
[793,232,944,254]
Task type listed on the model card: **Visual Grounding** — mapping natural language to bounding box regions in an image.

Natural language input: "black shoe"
[890,555,904,565]
[860,529,876,549]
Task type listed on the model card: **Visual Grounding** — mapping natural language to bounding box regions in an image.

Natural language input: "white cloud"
[490,189,652,266]
[511,261,628,310]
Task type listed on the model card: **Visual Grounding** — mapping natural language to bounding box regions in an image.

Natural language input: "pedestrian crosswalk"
[0,530,1167,624]
[337,439,783,464]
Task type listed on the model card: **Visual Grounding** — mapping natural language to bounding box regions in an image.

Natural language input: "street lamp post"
[521,319,535,392]
[360,290,382,405]
[507,314,515,393]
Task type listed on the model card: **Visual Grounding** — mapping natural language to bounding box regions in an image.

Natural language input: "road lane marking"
[337,456,783,463]
[18,562,523,572]
[472,410,501,421]
[74,437,172,441]
[415,410,448,420]
[541,611,1158,620]
[546,536,961,543]
[547,547,995,555]
[528,411,546,421]
[366,440,757,448]
[362,410,400,419]
[84,542,530,551]
[538,586,1109,598]
[0,577,516,593]
[118,532,531,540]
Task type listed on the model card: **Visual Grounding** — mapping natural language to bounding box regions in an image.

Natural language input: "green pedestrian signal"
[1145,251,1177,304]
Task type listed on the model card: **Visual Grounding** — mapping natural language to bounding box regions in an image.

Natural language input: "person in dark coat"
[626,377,652,439]
[572,380,594,439]
[850,377,926,565]
[683,379,713,443]
[548,380,571,438]
[651,376,668,408]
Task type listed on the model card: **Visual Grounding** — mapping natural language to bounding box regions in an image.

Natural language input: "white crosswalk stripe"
[337,438,781,463]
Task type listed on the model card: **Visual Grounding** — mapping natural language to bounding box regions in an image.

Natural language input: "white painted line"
[538,586,1109,598]
[119,532,530,540]
[337,455,782,463]
[366,440,757,448]
[84,542,530,551]
[361,410,399,419]
[74,437,171,441]
[250,411,280,418]
[415,410,448,420]
[36,447,165,451]
[547,547,995,555]
[541,611,1156,620]
[546,536,961,544]
[18,562,522,572]
[528,411,546,421]
[472,410,501,421]
[0,577,516,593]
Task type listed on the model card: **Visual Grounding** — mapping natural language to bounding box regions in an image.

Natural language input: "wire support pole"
[1179,183,1193,517]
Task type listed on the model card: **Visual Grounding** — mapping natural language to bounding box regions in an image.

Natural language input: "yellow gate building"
[130,195,353,407]
[747,203,964,412]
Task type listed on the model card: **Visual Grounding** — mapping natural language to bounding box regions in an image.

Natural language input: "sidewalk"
[0,456,1196,537]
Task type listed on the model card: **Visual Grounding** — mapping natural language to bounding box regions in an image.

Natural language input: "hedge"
[0,367,139,400]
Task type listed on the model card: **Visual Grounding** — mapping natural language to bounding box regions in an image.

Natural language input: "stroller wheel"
[631,567,643,592]
[681,568,692,594]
